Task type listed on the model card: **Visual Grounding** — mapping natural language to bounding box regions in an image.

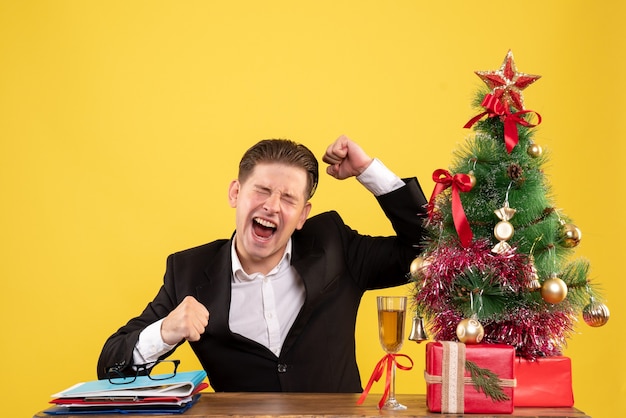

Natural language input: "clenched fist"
[161,296,209,345]
[322,135,373,180]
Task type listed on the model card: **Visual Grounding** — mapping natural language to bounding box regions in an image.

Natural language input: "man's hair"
[238,139,319,199]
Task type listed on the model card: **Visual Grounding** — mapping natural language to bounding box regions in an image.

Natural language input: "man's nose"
[263,192,281,211]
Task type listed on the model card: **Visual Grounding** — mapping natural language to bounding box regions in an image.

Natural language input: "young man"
[97,135,428,392]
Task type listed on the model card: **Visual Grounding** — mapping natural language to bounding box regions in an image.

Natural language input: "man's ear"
[228,180,240,208]
[295,202,312,230]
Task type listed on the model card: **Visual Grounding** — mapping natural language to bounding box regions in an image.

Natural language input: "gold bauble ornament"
[409,256,431,279]
[541,276,568,304]
[582,300,610,327]
[468,171,477,189]
[527,143,543,158]
[561,223,582,248]
[456,317,484,344]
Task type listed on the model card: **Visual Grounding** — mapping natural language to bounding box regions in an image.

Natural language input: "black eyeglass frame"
[105,359,180,385]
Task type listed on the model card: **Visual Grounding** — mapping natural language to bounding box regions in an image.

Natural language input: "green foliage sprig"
[465,360,510,402]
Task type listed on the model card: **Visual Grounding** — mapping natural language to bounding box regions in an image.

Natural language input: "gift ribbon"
[464,93,542,153]
[428,169,473,248]
[441,341,466,413]
[424,373,518,387]
[357,353,413,409]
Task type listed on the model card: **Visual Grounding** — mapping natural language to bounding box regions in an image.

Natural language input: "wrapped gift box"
[425,342,515,414]
[514,356,574,407]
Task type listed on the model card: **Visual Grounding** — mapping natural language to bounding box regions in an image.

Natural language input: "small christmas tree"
[411,50,609,359]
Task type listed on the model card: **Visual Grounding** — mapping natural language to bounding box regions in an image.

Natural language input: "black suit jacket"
[97,178,428,392]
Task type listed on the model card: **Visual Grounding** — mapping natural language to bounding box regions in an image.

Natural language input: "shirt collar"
[231,236,292,282]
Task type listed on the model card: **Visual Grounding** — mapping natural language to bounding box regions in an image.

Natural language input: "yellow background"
[1,1,623,417]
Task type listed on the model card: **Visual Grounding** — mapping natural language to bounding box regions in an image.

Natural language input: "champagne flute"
[377,296,407,410]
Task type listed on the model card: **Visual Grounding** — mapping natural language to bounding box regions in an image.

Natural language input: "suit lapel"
[281,233,327,354]
[195,241,232,338]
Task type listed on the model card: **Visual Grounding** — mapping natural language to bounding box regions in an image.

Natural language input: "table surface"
[34,392,591,418]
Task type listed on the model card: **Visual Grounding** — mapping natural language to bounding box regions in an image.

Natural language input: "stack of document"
[44,370,208,415]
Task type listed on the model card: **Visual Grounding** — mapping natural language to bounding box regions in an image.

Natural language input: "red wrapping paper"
[514,356,574,407]
[425,342,515,414]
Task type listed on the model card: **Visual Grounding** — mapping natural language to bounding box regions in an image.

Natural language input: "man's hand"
[322,135,373,180]
[161,296,209,345]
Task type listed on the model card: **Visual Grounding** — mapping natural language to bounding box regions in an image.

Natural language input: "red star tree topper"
[475,50,541,111]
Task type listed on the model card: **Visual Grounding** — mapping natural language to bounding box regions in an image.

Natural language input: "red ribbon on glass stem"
[357,353,413,409]
[464,93,542,153]
[428,169,473,248]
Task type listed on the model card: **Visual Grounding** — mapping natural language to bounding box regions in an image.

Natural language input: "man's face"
[228,162,312,274]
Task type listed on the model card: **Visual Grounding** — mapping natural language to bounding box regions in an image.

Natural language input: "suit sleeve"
[376,176,429,248]
[347,176,428,291]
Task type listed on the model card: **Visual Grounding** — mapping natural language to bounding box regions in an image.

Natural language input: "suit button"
[277,363,287,373]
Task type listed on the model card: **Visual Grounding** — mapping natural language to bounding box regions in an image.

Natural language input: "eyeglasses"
[105,359,180,385]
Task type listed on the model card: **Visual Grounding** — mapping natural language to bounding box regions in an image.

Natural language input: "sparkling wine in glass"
[377,296,407,410]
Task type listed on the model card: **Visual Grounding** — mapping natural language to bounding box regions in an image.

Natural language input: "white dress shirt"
[133,158,405,363]
[228,239,303,356]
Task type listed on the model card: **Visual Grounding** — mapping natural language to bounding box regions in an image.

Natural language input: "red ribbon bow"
[428,169,473,248]
[357,353,413,409]
[464,93,542,153]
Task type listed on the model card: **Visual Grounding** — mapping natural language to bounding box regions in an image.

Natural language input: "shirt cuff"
[133,319,177,364]
[356,158,405,196]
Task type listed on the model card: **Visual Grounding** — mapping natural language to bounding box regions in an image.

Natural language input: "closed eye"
[253,186,272,196]
[280,194,298,206]
[253,186,299,206]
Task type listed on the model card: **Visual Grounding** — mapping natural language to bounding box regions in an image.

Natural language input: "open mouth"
[253,217,277,239]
